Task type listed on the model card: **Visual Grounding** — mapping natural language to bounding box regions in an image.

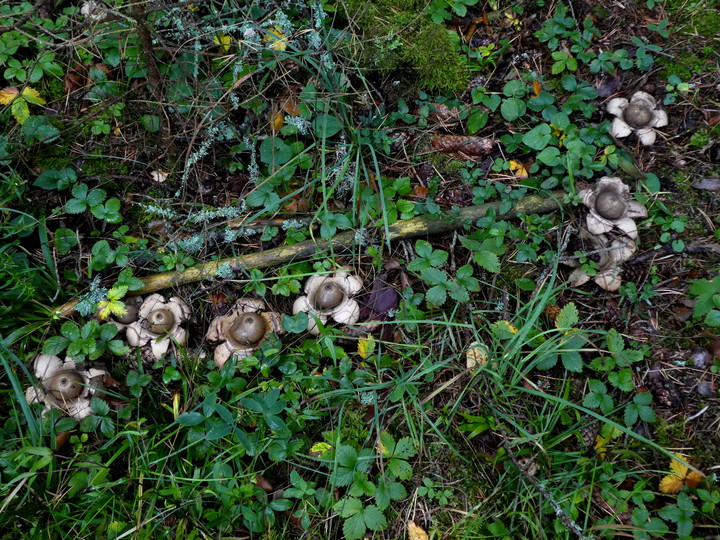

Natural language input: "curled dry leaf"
[430,134,494,158]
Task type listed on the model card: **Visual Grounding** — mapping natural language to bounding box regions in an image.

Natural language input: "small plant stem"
[55,191,566,316]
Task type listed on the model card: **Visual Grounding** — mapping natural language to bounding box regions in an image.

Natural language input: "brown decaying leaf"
[430,134,494,158]
[64,63,112,94]
[407,520,429,540]
[254,474,274,492]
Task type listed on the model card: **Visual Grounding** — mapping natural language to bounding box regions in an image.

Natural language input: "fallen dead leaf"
[659,453,704,494]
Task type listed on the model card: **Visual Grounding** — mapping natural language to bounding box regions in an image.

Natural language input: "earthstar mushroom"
[579,176,648,240]
[126,294,191,361]
[205,298,284,369]
[25,354,108,420]
[292,269,363,334]
[606,91,668,146]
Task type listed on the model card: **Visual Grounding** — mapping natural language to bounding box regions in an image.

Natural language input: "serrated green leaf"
[362,505,387,531]
[65,198,87,214]
[342,513,366,540]
[334,497,362,518]
[42,335,69,355]
[472,250,500,273]
[425,284,447,306]
[555,303,579,329]
[393,437,416,459]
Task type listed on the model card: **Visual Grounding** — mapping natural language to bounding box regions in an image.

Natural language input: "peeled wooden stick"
[55,191,565,316]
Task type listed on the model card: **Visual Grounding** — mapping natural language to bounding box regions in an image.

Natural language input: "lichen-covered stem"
[55,191,566,316]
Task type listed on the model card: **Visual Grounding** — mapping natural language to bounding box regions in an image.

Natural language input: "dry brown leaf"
[407,520,429,540]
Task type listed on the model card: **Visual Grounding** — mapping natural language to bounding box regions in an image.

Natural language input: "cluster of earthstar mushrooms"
[26,91,671,418]
[27,269,364,418]
[563,89,667,290]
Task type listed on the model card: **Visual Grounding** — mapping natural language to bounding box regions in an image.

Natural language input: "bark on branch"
[56,191,566,316]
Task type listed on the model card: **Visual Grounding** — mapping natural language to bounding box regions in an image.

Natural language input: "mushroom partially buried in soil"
[126,294,191,361]
[292,269,363,334]
[607,91,668,146]
[579,176,648,240]
[205,298,284,369]
[25,354,108,420]
[564,229,636,292]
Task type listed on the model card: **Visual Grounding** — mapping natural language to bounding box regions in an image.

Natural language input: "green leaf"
[259,136,294,165]
[523,123,552,150]
[34,168,77,190]
[472,250,500,273]
[140,115,160,132]
[11,98,29,124]
[22,116,60,143]
[54,228,78,254]
[425,284,447,306]
[65,198,87,214]
[362,505,387,531]
[282,311,308,333]
[42,335,69,355]
[176,412,205,426]
[334,497,362,518]
[342,513,366,540]
[467,110,488,134]
[537,146,561,166]
[555,303,579,329]
[312,114,343,138]
[500,97,526,122]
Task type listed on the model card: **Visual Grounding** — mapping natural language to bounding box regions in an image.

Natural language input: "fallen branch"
[56,191,566,316]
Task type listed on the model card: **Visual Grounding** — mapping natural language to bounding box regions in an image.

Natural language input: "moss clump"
[342,0,471,94]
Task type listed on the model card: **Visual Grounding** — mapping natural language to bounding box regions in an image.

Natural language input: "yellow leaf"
[264,26,288,51]
[358,335,375,359]
[509,159,530,179]
[0,87,19,105]
[686,470,704,489]
[270,110,284,134]
[21,86,46,105]
[97,299,128,320]
[407,520,429,540]
[660,453,704,493]
[669,453,689,477]
[214,34,232,53]
[11,99,29,125]
[659,474,685,495]
[309,442,332,457]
